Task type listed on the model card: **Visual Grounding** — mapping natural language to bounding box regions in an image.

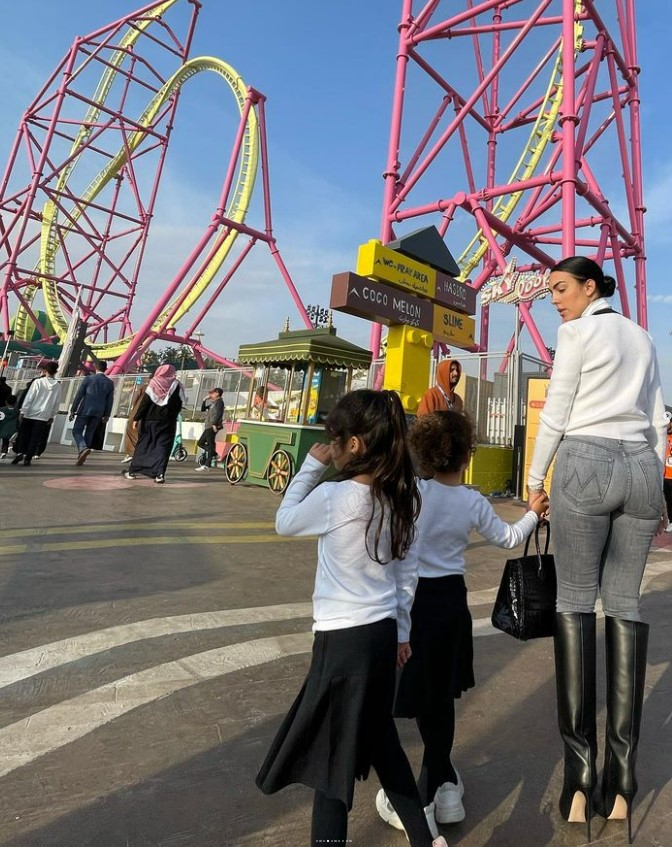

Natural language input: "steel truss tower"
[374,0,646,364]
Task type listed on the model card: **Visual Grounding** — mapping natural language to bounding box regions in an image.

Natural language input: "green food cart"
[224,324,372,493]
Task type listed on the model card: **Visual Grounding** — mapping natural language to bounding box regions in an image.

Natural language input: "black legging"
[198,426,217,466]
[311,718,435,847]
[416,703,458,806]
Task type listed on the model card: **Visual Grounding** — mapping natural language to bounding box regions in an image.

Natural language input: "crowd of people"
[0,362,219,483]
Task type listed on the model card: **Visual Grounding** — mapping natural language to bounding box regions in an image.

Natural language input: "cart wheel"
[225,443,248,484]
[173,445,188,463]
[267,449,292,494]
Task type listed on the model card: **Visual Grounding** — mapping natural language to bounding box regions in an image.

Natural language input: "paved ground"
[0,444,670,847]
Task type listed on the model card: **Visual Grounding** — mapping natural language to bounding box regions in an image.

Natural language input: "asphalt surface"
[0,445,670,847]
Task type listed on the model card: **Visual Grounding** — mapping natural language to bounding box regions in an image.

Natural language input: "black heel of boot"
[606,792,633,843]
[560,787,593,842]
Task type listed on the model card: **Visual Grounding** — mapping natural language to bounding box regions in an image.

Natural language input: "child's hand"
[527,489,549,516]
[309,443,332,466]
[397,642,412,668]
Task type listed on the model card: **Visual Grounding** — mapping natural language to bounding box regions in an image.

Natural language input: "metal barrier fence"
[368,351,550,447]
[5,355,549,441]
[4,367,253,424]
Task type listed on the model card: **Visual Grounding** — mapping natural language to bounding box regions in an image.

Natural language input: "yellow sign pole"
[383,324,434,413]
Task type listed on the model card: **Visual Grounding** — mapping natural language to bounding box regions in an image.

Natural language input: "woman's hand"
[309,443,332,466]
[132,421,138,430]
[397,642,412,668]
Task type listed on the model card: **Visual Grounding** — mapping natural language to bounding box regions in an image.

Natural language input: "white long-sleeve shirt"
[528,298,667,490]
[20,377,62,422]
[275,454,418,641]
[415,480,538,577]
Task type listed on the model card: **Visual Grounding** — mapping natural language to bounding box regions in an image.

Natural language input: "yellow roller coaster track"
[457,3,583,281]
[15,0,258,360]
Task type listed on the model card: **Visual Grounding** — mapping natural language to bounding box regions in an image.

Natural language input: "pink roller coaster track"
[373,0,646,364]
[0,0,310,374]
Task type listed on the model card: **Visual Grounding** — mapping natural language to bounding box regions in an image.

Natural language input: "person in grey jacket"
[69,361,114,465]
[196,387,224,471]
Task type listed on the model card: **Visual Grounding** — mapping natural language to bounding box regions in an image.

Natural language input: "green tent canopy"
[237,326,372,369]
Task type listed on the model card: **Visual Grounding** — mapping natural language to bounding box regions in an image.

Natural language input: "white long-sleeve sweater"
[275,454,418,641]
[528,299,667,490]
[20,377,62,422]
[415,480,538,577]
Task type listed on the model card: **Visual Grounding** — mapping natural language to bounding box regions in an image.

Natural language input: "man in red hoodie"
[417,359,463,416]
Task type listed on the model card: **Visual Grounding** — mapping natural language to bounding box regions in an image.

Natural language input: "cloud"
[647,294,672,304]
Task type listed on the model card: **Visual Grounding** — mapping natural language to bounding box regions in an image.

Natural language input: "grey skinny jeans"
[550,436,662,621]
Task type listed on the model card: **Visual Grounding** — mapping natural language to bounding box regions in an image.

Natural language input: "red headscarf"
[146,364,185,406]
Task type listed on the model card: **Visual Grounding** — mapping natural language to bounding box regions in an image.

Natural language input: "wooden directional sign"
[356,239,477,316]
[330,272,476,349]
[357,239,433,298]
[432,304,477,348]
[330,272,433,329]
[434,270,478,315]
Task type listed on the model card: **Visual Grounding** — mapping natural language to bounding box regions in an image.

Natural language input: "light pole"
[0,330,15,377]
[193,331,204,370]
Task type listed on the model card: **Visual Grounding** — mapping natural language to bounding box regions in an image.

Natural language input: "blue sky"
[1,1,670,395]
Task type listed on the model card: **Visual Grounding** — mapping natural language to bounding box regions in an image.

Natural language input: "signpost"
[331,271,475,347]
[329,229,477,412]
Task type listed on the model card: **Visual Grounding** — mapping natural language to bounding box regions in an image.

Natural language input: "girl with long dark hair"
[527,256,667,841]
[256,389,447,847]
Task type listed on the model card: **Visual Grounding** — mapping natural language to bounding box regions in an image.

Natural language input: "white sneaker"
[194,464,210,472]
[120,455,132,464]
[434,771,465,824]
[0,453,6,459]
[375,789,438,839]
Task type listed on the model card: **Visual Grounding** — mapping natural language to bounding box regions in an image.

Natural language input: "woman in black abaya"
[124,364,184,484]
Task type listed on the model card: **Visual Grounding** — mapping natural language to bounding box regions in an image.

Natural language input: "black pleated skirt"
[256,617,397,809]
[394,575,474,718]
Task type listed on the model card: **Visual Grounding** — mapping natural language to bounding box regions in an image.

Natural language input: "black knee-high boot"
[554,612,597,842]
[600,616,649,844]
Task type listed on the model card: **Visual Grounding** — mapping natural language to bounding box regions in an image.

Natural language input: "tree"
[140,349,160,369]
[159,345,197,370]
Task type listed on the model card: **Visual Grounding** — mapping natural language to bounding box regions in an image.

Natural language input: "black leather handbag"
[491,520,556,640]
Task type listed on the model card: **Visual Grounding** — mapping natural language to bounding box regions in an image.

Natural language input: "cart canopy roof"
[237,326,372,369]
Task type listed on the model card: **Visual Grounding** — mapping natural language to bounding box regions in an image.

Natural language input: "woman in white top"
[256,389,448,847]
[376,410,547,835]
[527,256,667,841]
